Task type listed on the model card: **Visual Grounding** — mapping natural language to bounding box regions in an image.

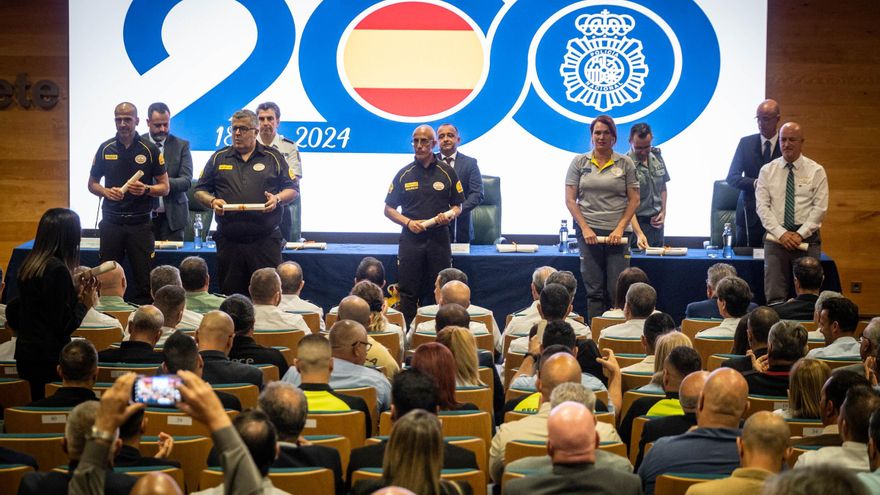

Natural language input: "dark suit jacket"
[98,340,164,364]
[635,412,698,469]
[503,462,643,495]
[722,347,767,373]
[0,446,38,470]
[685,298,758,319]
[28,386,97,408]
[346,440,477,492]
[230,335,289,377]
[743,365,791,397]
[440,152,483,243]
[726,133,781,227]
[144,133,192,232]
[200,350,263,388]
[772,294,819,321]
[114,444,181,468]
[18,465,136,495]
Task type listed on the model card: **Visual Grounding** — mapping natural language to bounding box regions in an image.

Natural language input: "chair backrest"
[0,360,19,378]
[473,333,494,353]
[269,467,334,495]
[274,346,294,366]
[502,332,518,356]
[140,435,211,493]
[212,383,259,409]
[386,312,405,329]
[446,436,488,476]
[590,317,625,341]
[72,326,123,351]
[746,395,789,418]
[503,410,532,423]
[681,318,723,340]
[5,407,72,434]
[621,390,664,421]
[97,363,159,382]
[0,434,66,472]
[504,387,533,404]
[816,357,862,370]
[455,386,492,414]
[785,418,825,438]
[336,387,379,435]
[710,180,739,246]
[629,415,653,464]
[657,472,725,495]
[595,411,615,425]
[304,434,351,476]
[598,441,627,458]
[707,353,739,371]
[44,381,112,398]
[0,378,31,410]
[411,332,436,349]
[144,408,239,437]
[303,410,367,448]
[290,312,322,334]
[253,329,306,352]
[503,351,526,388]
[621,371,653,391]
[693,336,735,367]
[0,464,34,494]
[370,331,401,365]
[325,313,337,329]
[478,367,494,397]
[103,310,133,328]
[598,337,644,355]
[788,444,820,467]
[614,353,648,368]
[185,178,213,242]
[504,440,545,464]
[437,410,493,468]
[255,364,280,383]
[472,175,501,245]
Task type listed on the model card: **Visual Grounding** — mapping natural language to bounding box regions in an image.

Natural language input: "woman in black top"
[6,208,97,399]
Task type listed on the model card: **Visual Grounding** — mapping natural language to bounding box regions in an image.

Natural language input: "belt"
[103,212,151,225]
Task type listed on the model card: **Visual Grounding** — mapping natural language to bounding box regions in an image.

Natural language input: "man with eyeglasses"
[627,122,669,249]
[195,109,298,295]
[726,99,783,247]
[384,125,465,326]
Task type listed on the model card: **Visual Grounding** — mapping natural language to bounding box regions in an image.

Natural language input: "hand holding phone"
[132,375,183,407]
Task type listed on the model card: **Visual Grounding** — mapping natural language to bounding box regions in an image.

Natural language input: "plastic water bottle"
[558,220,569,253]
[722,222,733,258]
[193,214,203,250]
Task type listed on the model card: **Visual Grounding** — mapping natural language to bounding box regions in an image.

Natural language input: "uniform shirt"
[638,427,741,495]
[90,134,165,216]
[282,357,392,411]
[627,149,670,217]
[385,157,464,224]
[696,317,742,338]
[267,133,302,178]
[81,308,123,329]
[685,467,773,495]
[95,296,137,312]
[509,319,592,354]
[794,441,870,471]
[195,142,298,239]
[755,154,829,239]
[278,294,325,331]
[253,304,309,332]
[807,336,861,359]
[599,318,647,339]
[299,382,372,440]
[565,151,639,231]
[185,291,226,314]
[858,469,880,495]
[509,372,606,393]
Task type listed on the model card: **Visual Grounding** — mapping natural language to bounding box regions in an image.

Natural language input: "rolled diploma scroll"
[765,233,808,251]
[420,209,456,228]
[88,260,118,277]
[221,204,267,211]
[595,236,630,245]
[118,170,144,193]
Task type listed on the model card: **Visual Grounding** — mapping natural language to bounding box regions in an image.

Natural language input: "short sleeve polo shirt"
[90,134,166,215]
[565,151,638,231]
[385,158,465,224]
[628,150,670,217]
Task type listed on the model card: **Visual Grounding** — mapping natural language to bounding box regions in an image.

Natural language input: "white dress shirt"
[696,317,741,338]
[807,336,861,359]
[179,309,204,329]
[755,154,829,239]
[508,319,592,354]
[794,441,869,472]
[413,304,502,349]
[253,304,309,332]
[278,294,325,331]
[599,319,646,339]
[81,308,123,329]
[621,355,655,373]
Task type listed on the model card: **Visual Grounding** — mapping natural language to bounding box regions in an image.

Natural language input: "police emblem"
[559,9,649,112]
[134,154,147,164]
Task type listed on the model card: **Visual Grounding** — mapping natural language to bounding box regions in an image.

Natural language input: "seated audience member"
[782,358,831,418]
[743,320,808,396]
[542,270,591,336]
[411,282,497,347]
[351,409,472,495]
[277,261,325,331]
[809,296,861,359]
[603,267,651,318]
[640,331,693,393]
[490,352,622,483]
[346,369,478,488]
[638,368,748,495]
[503,266,557,334]
[859,409,880,493]
[130,472,183,494]
[179,256,225,314]
[697,276,753,337]
[509,283,571,354]
[722,306,780,372]
[351,280,404,348]
[635,371,709,468]
[195,310,263,388]
[327,257,399,318]
[799,370,869,447]
[730,315,750,355]
[764,464,869,495]
[282,319,392,411]
[810,290,843,340]
[619,346,703,446]
[621,312,675,373]
[336,295,399,377]
[113,409,179,468]
[504,401,642,495]
[846,317,880,376]
[415,268,501,342]
[436,326,486,388]
[686,263,757,319]
[505,382,633,477]
[94,263,137,312]
[293,333,372,439]
[795,385,880,471]
[599,282,656,339]
[19,401,136,494]
[685,411,792,495]
[75,266,123,329]
[150,265,203,328]
[773,256,823,320]
[151,285,186,345]
[0,267,6,327]
[222,294,289,376]
[412,343,477,411]
[29,340,98,407]
[162,331,241,411]
[99,305,165,364]
[249,267,309,332]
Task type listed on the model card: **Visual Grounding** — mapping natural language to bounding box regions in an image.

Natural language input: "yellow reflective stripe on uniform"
[513,392,541,413]
[645,398,683,416]
[303,390,351,412]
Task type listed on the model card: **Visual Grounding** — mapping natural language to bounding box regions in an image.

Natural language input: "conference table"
[2,241,841,325]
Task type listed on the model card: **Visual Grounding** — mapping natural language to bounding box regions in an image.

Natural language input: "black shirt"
[28,386,98,408]
[619,393,677,446]
[89,133,166,216]
[229,335,289,377]
[200,350,263,388]
[385,157,464,225]
[743,364,791,397]
[114,444,181,468]
[721,347,768,373]
[773,294,819,321]
[98,340,164,364]
[0,446,38,470]
[195,142,297,239]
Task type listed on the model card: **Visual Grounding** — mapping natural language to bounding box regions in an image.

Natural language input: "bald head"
[337,295,371,327]
[328,319,368,364]
[249,268,281,305]
[440,281,471,308]
[129,305,164,344]
[756,99,780,139]
[547,401,597,464]
[741,411,791,462]
[97,264,126,296]
[679,371,710,412]
[538,353,582,399]
[115,101,138,117]
[779,122,805,163]
[130,472,183,495]
[698,368,749,428]
[277,261,304,295]
[195,311,235,353]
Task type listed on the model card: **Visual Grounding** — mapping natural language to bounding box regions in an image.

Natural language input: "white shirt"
[180,309,204,329]
[278,294,325,331]
[0,337,15,361]
[599,319,646,339]
[409,320,490,347]
[508,319,593,354]
[794,441,869,472]
[621,355,655,373]
[80,308,123,329]
[602,308,625,318]
[414,304,502,350]
[807,336,861,359]
[756,154,828,239]
[696,317,741,338]
[253,304,309,332]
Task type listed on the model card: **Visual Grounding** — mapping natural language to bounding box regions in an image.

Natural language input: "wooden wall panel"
[0,0,878,313]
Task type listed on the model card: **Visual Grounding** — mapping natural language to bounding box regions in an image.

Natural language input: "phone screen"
[132,375,182,407]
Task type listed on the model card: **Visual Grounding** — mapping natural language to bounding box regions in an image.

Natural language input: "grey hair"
[625,282,657,318]
[258,382,308,439]
[232,109,258,129]
[707,263,737,291]
[531,266,557,294]
[863,318,880,349]
[550,382,596,412]
[815,290,843,313]
[150,265,182,293]
[66,401,114,458]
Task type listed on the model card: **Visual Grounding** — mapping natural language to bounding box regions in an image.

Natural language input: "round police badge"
[611,167,623,177]
[135,154,147,164]
[433,181,445,191]
[253,163,265,172]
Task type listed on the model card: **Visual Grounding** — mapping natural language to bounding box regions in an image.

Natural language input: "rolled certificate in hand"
[765,233,808,251]
[119,170,144,193]
[221,204,267,211]
[88,260,118,277]
[420,209,456,228]
[595,236,630,245]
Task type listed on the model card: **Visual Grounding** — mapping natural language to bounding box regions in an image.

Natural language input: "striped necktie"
[784,162,795,230]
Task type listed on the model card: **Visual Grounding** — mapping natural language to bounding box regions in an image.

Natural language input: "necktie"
[444,156,453,166]
[762,140,771,164]
[784,163,795,231]
[156,140,164,159]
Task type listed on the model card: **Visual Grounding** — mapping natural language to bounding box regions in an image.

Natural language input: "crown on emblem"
[575,9,636,37]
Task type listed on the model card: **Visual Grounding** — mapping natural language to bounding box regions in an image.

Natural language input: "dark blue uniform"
[385,157,464,324]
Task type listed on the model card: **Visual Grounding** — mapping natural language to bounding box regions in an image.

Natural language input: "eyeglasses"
[412,138,433,146]
[231,126,256,134]
[353,341,372,351]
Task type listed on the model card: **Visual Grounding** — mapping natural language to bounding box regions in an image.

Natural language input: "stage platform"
[3,241,841,325]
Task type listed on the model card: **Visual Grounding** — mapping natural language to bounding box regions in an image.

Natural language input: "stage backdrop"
[69,0,766,236]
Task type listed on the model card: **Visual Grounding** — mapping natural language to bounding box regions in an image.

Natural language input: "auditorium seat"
[304,434,351,474]
[0,464,34,494]
[816,357,862,370]
[629,415,653,463]
[72,326,123,351]
[45,381,111,398]
[0,433,66,472]
[784,418,824,438]
[710,180,739,246]
[655,472,724,495]
[455,386,492,414]
[615,353,649,369]
[680,318,722,340]
[284,311,321,334]
[97,363,158,382]
[598,337,643,355]
[140,435,211,492]
[302,410,367,448]
[336,386,378,435]
[707,353,737,371]
[351,467,485,495]
[211,383,259,409]
[478,367,494,397]
[590,317,624,341]
[693,336,734,366]
[0,360,19,378]
[365,435,487,476]
[621,371,653,391]
[411,332,436,350]
[746,395,788,418]
[254,363,280,383]
[368,331,400,365]
[621,390,664,421]
[143,408,239,437]
[472,175,501,245]
[5,407,72,434]
[102,310,133,328]
[0,378,31,410]
[252,329,306,352]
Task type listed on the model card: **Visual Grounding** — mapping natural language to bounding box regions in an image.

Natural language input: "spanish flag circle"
[341,1,485,119]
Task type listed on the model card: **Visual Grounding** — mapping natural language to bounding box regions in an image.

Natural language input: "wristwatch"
[87,426,115,443]
[144,184,152,195]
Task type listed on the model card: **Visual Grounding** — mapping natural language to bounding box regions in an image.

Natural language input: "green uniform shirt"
[627,149,670,217]
[185,291,226,314]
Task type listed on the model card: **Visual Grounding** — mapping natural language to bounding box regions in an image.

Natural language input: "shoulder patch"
[281,137,296,145]
[388,183,394,194]
[456,181,464,193]
[158,153,165,166]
